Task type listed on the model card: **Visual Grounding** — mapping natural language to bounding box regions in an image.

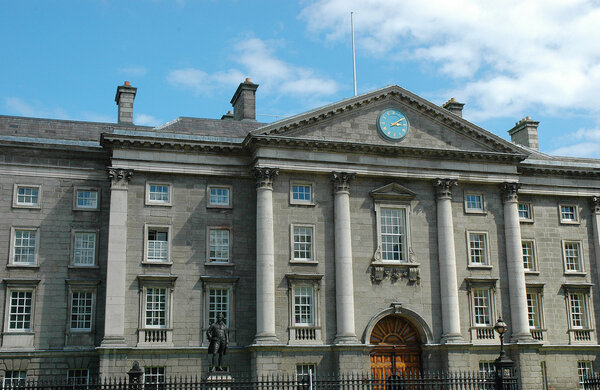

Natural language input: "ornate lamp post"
[493,317,515,390]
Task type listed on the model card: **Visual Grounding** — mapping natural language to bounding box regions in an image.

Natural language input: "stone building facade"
[0,79,599,390]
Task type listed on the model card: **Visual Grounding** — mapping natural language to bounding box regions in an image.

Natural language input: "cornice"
[101,133,244,154]
[518,164,600,177]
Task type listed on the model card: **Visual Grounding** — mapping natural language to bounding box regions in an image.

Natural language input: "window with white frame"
[290,183,313,205]
[73,231,97,266]
[8,290,33,331]
[294,286,314,326]
[291,225,314,262]
[559,204,579,224]
[11,228,38,266]
[207,185,231,208]
[378,207,408,262]
[67,369,89,385]
[578,361,593,389]
[145,288,167,328]
[144,367,166,389]
[518,203,533,221]
[478,361,495,377]
[74,188,99,210]
[208,288,229,326]
[208,228,230,263]
[145,226,170,263]
[472,288,493,326]
[522,240,536,272]
[286,275,322,343]
[146,183,171,205]
[296,364,317,382]
[468,232,489,266]
[526,291,543,329]
[563,241,583,273]
[70,291,93,331]
[569,292,590,329]
[201,276,237,344]
[3,371,27,387]
[13,185,40,208]
[464,193,484,213]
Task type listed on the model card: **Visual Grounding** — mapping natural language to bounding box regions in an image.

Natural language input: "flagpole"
[351,11,357,97]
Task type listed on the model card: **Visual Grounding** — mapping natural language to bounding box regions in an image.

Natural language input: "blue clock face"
[377,108,409,141]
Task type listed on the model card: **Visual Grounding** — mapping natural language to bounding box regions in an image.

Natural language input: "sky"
[1,0,599,158]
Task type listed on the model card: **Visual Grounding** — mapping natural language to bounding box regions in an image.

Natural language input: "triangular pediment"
[251,86,526,157]
[370,183,416,201]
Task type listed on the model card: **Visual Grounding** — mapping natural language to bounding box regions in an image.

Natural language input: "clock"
[377,108,409,141]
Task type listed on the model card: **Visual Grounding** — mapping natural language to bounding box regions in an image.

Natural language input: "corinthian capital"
[107,168,133,187]
[502,182,521,203]
[433,178,457,199]
[332,172,356,193]
[253,167,279,189]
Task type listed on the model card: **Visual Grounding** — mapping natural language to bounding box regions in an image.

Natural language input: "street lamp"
[494,317,508,359]
[493,317,515,390]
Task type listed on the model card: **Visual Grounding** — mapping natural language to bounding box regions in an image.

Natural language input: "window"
[145,288,167,328]
[563,241,583,273]
[70,291,93,331]
[208,288,229,326]
[296,364,316,382]
[472,288,492,326]
[74,188,99,210]
[378,207,407,262]
[464,193,484,213]
[144,367,165,390]
[72,231,97,266]
[560,204,579,224]
[518,203,533,222]
[286,275,323,344]
[578,361,593,390]
[146,183,171,206]
[10,228,38,266]
[3,371,26,387]
[67,369,89,385]
[137,276,176,346]
[522,240,537,272]
[208,228,230,263]
[291,225,314,262]
[13,184,40,208]
[144,226,170,263]
[8,291,33,331]
[468,232,489,266]
[569,293,589,329]
[294,286,314,326]
[478,361,495,377]
[290,182,313,205]
[207,185,231,208]
[526,291,543,329]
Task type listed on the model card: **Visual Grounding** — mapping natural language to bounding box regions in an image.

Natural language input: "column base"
[100,336,127,347]
[510,332,536,343]
[252,334,279,344]
[334,334,360,344]
[440,333,465,344]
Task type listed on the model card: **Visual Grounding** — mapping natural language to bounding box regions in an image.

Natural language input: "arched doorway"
[370,315,422,380]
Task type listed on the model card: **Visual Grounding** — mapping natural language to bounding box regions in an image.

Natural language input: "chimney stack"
[508,116,539,150]
[230,78,258,121]
[115,81,137,124]
[442,98,465,117]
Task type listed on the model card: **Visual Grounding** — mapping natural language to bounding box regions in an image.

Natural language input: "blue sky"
[1,0,599,158]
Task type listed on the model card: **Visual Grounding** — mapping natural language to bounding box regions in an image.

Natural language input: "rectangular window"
[294,286,314,326]
[3,371,26,387]
[569,293,588,329]
[578,361,593,390]
[472,289,492,326]
[70,291,93,331]
[526,292,542,329]
[522,240,536,271]
[75,189,98,209]
[67,369,89,385]
[145,288,167,328]
[12,229,37,265]
[147,229,169,262]
[9,291,33,331]
[518,203,533,221]
[293,226,314,262]
[73,232,96,266]
[468,232,488,266]
[209,289,229,326]
[291,183,313,204]
[144,367,166,390]
[564,241,583,272]
[296,364,316,382]
[560,205,578,223]
[380,208,407,261]
[465,193,484,212]
[209,229,230,263]
[208,186,231,207]
[14,185,40,207]
[478,361,495,377]
[147,184,171,205]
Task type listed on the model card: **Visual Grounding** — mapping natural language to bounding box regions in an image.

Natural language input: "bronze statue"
[206,313,228,372]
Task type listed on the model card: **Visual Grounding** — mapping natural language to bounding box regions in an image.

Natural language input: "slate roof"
[155,117,264,137]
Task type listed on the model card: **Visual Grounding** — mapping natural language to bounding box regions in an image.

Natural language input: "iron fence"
[584,373,600,390]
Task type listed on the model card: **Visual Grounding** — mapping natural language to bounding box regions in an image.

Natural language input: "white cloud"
[135,113,162,126]
[4,97,69,119]
[82,112,114,123]
[299,0,600,120]
[119,66,148,77]
[549,127,600,158]
[167,38,339,98]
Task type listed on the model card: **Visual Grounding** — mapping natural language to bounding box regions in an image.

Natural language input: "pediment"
[251,86,525,157]
[370,183,416,201]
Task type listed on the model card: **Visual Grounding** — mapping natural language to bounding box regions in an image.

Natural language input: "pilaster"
[592,197,600,301]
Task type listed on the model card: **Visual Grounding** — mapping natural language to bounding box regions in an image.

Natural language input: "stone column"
[101,168,133,346]
[332,172,358,344]
[592,197,600,294]
[434,179,463,343]
[502,183,532,342]
[253,167,279,344]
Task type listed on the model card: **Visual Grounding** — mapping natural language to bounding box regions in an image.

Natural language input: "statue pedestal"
[205,373,234,390]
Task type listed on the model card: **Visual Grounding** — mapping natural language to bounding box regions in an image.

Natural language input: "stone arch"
[363,304,434,345]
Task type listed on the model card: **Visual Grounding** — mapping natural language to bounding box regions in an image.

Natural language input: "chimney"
[115,81,137,124]
[508,116,539,150]
[221,110,234,121]
[442,98,465,117]
[230,78,258,121]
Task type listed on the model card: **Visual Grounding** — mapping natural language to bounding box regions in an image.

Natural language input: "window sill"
[464,210,487,215]
[519,219,534,224]
[371,261,420,267]
[6,264,39,269]
[12,204,41,210]
[145,202,173,207]
[207,205,232,210]
[467,264,493,270]
[524,270,540,275]
[560,220,580,225]
[73,207,100,212]
[204,262,235,267]
[290,260,319,265]
[289,202,316,207]
[142,261,173,266]
[564,271,586,276]
[68,265,100,270]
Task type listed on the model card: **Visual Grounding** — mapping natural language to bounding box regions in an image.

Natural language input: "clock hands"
[390,118,406,126]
